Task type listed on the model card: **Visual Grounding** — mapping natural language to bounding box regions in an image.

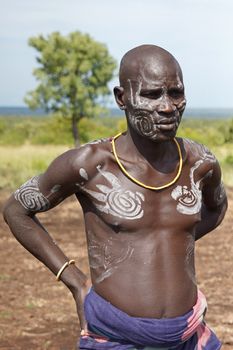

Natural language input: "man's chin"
[148,130,177,143]
[133,127,177,142]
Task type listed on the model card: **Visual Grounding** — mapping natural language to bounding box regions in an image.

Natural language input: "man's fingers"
[74,289,88,331]
[72,279,91,332]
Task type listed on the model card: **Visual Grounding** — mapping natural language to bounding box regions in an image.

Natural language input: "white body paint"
[79,168,88,181]
[78,165,145,220]
[14,176,50,212]
[50,184,61,193]
[172,141,218,215]
[80,138,109,147]
[171,160,203,215]
[183,139,216,163]
[127,79,159,140]
[88,231,134,283]
[128,78,153,111]
[127,78,185,140]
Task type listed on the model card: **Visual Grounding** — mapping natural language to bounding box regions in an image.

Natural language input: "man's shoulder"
[180,137,217,164]
[43,137,113,188]
[67,136,112,173]
[77,136,112,160]
[80,136,112,151]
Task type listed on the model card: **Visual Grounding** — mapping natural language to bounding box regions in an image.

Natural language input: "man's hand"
[71,276,92,332]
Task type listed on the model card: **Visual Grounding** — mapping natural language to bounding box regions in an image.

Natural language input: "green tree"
[25,31,117,146]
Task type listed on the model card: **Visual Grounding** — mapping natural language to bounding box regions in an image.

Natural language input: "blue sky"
[1,0,233,108]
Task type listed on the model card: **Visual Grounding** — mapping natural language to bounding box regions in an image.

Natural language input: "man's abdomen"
[91,230,197,319]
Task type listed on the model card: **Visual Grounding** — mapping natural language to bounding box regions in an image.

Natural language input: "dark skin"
[3,45,227,335]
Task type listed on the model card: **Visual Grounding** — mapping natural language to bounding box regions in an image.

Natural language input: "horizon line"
[1,105,233,110]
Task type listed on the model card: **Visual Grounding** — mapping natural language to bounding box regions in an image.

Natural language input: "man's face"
[123,60,186,142]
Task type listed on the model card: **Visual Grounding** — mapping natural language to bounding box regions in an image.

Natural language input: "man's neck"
[118,128,178,166]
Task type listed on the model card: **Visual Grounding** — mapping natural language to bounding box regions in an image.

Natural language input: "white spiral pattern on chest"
[106,190,143,218]
[79,165,145,220]
[177,187,197,207]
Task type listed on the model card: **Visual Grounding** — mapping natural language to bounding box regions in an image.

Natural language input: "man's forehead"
[119,45,183,87]
[126,56,182,84]
[140,58,182,80]
[128,71,183,90]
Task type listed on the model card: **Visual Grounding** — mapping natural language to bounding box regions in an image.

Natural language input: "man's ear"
[113,86,126,110]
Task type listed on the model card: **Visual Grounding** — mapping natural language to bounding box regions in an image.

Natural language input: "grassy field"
[0,142,232,191]
[211,144,233,186]
[0,145,69,190]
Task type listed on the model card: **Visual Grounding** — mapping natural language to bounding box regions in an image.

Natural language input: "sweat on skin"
[3,44,227,350]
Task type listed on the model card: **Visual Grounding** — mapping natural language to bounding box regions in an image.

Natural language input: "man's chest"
[77,161,205,231]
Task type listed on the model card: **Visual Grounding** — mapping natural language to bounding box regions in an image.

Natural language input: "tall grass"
[0,145,69,190]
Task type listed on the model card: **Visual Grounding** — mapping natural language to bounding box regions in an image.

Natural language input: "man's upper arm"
[202,158,227,210]
[13,146,93,215]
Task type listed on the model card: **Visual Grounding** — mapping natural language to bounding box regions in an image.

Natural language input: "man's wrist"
[56,259,76,281]
[58,263,87,294]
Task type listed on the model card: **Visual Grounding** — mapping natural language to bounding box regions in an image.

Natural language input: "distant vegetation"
[0,114,233,189]
[25,31,117,146]
[1,114,233,147]
[0,115,123,146]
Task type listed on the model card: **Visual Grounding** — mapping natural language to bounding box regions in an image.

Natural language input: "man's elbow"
[2,195,25,225]
[3,196,15,224]
[216,197,228,227]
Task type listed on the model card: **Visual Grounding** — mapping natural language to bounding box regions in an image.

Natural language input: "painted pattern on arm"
[14,176,50,212]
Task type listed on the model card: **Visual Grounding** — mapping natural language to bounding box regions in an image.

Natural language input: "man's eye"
[169,89,184,98]
[140,91,162,99]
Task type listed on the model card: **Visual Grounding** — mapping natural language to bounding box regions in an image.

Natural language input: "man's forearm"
[3,198,87,292]
[195,200,227,240]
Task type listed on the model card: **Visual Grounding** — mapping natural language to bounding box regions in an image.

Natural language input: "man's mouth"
[157,117,177,124]
[157,117,178,131]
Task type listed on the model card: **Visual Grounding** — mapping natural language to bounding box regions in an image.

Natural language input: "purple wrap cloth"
[79,288,221,350]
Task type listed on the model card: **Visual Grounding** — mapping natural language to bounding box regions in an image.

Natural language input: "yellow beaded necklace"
[111,132,183,191]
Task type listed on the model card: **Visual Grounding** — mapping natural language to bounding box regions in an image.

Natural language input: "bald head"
[114,44,186,142]
[119,45,183,87]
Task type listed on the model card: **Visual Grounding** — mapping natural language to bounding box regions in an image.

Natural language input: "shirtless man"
[3,45,227,350]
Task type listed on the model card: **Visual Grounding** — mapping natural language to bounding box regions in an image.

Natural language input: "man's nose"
[157,96,175,115]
